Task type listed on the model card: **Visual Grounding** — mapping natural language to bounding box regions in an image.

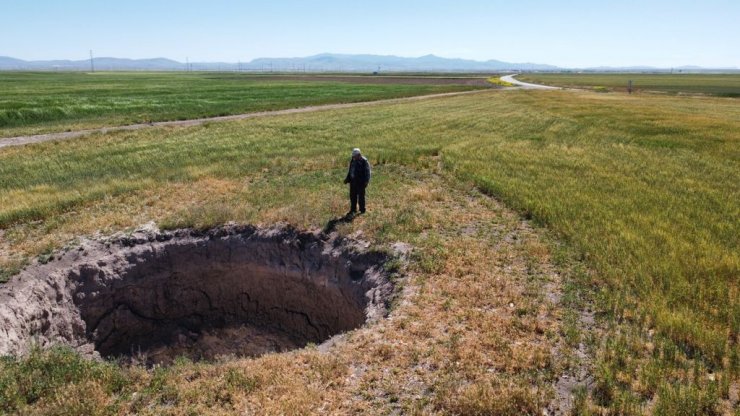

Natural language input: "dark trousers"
[349,182,367,213]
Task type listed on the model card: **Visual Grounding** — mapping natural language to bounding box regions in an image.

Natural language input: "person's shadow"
[323,212,356,234]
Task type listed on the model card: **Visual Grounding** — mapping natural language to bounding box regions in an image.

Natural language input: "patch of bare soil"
[0,224,395,365]
[248,75,495,86]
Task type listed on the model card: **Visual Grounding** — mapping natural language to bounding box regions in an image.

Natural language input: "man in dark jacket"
[343,148,371,215]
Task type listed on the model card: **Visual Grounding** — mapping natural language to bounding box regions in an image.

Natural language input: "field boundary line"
[0,89,493,149]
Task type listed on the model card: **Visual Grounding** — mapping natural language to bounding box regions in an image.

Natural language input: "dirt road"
[0,89,491,149]
[500,74,560,90]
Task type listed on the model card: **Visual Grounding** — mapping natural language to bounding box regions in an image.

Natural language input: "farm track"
[500,74,561,90]
[0,89,494,149]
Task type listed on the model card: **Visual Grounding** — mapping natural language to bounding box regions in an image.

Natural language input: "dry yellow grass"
[2,86,736,413]
[154,176,565,414]
[0,169,574,414]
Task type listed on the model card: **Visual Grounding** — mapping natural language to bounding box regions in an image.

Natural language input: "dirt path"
[501,74,561,90]
[0,89,492,150]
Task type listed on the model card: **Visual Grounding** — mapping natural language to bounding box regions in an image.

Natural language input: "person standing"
[343,148,371,215]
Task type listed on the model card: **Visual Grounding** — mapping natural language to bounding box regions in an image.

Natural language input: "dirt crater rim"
[0,224,397,364]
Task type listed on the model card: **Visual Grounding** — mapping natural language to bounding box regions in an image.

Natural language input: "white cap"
[352,148,361,156]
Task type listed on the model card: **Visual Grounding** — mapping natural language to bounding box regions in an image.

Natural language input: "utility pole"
[89,50,95,72]
[186,57,189,72]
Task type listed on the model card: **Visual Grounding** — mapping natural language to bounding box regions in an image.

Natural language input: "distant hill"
[0,54,556,72]
[0,56,183,71]
[0,54,736,72]
[247,53,558,72]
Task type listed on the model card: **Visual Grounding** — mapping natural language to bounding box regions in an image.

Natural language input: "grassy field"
[0,86,738,413]
[518,73,740,97]
[0,72,484,137]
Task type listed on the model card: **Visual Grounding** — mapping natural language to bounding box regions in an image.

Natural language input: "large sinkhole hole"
[0,225,395,365]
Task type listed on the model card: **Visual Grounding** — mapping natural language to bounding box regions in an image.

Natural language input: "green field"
[0,82,738,413]
[519,73,740,96]
[0,72,483,137]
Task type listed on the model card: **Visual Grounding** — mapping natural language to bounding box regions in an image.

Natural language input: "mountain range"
[0,53,735,72]
[246,53,558,72]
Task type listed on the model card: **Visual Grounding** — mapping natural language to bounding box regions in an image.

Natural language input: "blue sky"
[1,0,738,67]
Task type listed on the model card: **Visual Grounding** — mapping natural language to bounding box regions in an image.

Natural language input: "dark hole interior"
[66,230,388,364]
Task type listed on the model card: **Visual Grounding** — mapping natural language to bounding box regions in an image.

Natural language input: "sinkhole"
[0,225,395,364]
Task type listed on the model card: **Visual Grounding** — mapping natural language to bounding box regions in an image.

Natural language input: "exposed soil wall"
[0,224,393,363]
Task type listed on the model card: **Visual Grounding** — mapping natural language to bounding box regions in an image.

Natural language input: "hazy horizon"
[2,53,737,70]
[2,0,738,68]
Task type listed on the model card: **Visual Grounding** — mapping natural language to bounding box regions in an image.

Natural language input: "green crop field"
[0,83,738,413]
[519,73,740,97]
[0,72,484,137]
